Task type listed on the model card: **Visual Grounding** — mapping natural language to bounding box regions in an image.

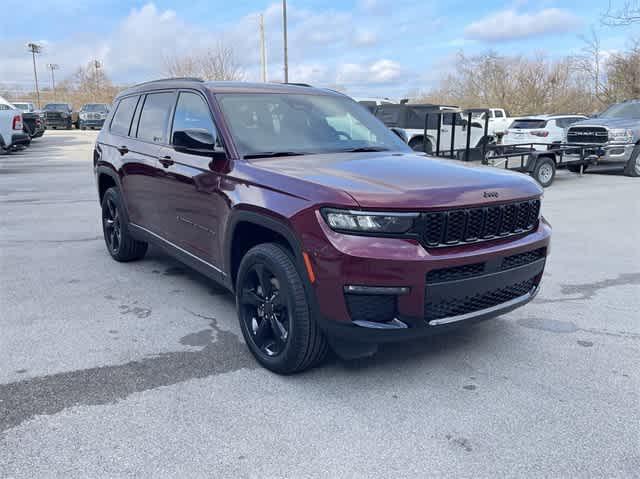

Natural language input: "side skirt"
[129,223,233,292]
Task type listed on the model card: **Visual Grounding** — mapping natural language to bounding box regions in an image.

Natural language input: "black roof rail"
[131,77,204,88]
[284,82,313,87]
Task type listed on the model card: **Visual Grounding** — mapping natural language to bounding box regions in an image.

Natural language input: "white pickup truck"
[0,96,30,153]
[371,103,493,154]
[465,108,512,136]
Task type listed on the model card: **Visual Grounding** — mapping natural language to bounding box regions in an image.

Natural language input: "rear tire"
[623,145,640,177]
[101,187,148,262]
[532,156,556,187]
[236,243,328,374]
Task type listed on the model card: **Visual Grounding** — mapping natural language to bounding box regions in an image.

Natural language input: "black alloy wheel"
[239,263,291,357]
[100,187,148,262]
[236,243,328,373]
[102,196,122,255]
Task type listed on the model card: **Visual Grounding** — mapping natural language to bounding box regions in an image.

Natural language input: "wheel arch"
[225,209,306,292]
[95,165,132,225]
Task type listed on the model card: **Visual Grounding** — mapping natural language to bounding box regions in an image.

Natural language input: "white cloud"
[337,59,402,84]
[464,8,581,42]
[353,29,378,47]
[0,1,411,99]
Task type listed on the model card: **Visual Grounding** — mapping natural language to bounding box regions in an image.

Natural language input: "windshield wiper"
[340,146,390,153]
[244,151,307,159]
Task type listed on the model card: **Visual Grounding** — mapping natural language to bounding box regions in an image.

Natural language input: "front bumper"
[564,143,634,164]
[80,119,105,128]
[299,211,551,343]
[45,117,71,127]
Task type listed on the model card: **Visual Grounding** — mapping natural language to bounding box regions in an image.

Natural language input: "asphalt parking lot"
[1,130,639,478]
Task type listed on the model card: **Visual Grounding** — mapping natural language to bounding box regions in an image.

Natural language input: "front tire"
[101,187,148,262]
[236,243,328,374]
[624,145,640,177]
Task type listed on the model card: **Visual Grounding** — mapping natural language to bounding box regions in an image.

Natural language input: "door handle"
[159,156,174,168]
[117,145,129,155]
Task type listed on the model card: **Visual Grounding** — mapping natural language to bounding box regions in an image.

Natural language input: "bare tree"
[602,0,640,25]
[164,43,245,81]
[604,40,640,99]
[572,27,606,106]
[415,51,593,115]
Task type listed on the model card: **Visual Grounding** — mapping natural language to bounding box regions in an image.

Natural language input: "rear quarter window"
[110,96,139,137]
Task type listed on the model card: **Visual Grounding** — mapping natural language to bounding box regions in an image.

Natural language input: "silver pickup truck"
[565,99,640,177]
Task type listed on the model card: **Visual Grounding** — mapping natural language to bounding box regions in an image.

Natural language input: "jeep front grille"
[420,199,540,248]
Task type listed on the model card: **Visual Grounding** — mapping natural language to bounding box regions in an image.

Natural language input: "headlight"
[609,129,633,144]
[321,208,418,234]
[79,113,87,119]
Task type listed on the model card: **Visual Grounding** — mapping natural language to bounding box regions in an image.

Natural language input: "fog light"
[344,285,410,295]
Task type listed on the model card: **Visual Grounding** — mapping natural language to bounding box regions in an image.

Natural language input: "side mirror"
[173,129,225,158]
[389,127,408,143]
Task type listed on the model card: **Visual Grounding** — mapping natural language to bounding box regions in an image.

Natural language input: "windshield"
[44,104,69,110]
[467,109,487,120]
[13,103,32,111]
[217,93,410,157]
[599,102,640,119]
[82,104,108,112]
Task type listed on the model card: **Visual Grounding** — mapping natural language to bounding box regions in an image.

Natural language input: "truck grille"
[566,127,608,144]
[421,199,540,248]
[424,278,536,322]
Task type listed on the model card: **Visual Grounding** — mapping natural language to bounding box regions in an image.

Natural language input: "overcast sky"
[0,0,635,98]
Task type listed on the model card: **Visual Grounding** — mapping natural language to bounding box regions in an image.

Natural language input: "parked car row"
[0,96,110,154]
[358,96,640,184]
[0,96,31,153]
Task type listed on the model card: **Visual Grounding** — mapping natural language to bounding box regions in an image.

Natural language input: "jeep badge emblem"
[483,191,499,198]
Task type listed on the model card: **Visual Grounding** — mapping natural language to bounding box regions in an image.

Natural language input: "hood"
[570,117,639,129]
[252,152,542,209]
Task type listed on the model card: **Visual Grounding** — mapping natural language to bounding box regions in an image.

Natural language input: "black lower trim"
[318,285,538,343]
[129,223,232,290]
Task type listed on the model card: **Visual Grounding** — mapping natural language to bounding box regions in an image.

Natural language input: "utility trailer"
[415,108,601,187]
[482,143,601,187]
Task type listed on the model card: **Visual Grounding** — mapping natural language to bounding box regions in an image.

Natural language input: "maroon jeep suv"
[93,79,551,373]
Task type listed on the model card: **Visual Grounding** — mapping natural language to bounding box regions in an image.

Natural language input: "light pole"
[282,0,288,83]
[47,63,59,100]
[93,60,102,101]
[259,14,268,82]
[27,43,42,108]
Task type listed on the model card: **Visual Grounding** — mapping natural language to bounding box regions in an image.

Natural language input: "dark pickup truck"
[43,103,75,129]
[12,102,45,138]
[94,79,551,374]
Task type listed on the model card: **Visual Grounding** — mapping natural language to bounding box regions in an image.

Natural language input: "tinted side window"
[110,96,139,137]
[171,92,216,141]
[137,92,175,143]
[495,110,504,118]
